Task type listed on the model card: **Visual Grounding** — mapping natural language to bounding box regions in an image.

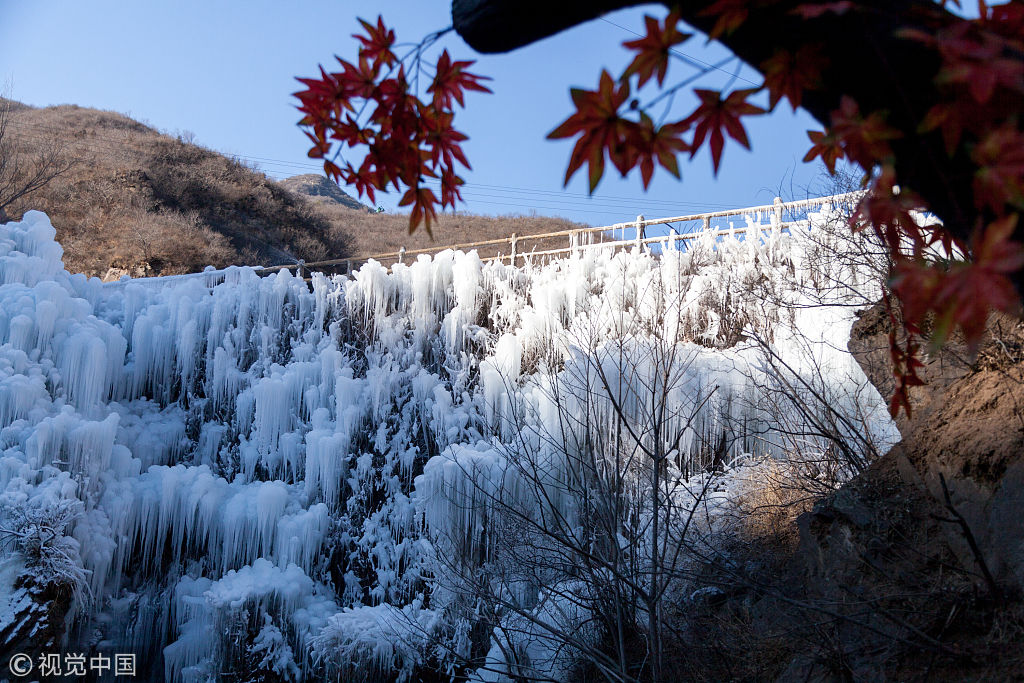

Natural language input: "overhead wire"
[6,15,761,221]
[5,117,736,217]
[597,16,760,87]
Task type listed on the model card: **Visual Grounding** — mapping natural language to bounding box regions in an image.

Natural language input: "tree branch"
[451,0,1018,291]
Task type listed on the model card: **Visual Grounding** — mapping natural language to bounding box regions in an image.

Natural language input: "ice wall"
[0,209,897,681]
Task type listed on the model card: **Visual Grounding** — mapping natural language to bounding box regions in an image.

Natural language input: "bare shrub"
[726,458,814,554]
[0,94,75,222]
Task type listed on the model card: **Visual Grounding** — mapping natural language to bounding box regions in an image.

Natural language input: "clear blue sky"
[1,0,836,228]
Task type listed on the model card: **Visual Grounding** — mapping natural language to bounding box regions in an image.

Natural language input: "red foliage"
[803,130,845,174]
[547,71,633,191]
[294,16,490,232]
[682,89,765,174]
[760,45,827,111]
[699,0,751,39]
[622,10,689,88]
[792,2,856,19]
[298,4,1024,416]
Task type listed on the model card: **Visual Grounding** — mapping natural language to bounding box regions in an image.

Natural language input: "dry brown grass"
[2,100,591,278]
[727,458,816,555]
[316,203,591,261]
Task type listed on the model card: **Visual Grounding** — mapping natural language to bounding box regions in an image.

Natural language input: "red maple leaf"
[887,329,925,418]
[422,110,471,170]
[439,168,465,208]
[891,214,1024,353]
[936,23,1024,104]
[342,159,383,204]
[829,96,901,168]
[303,130,332,159]
[852,168,934,259]
[399,185,440,234]
[918,103,966,157]
[881,296,925,419]
[327,115,368,147]
[890,259,943,328]
[548,70,632,191]
[428,50,492,110]
[322,159,344,184]
[971,123,1024,212]
[354,16,397,68]
[974,213,1024,277]
[331,57,381,102]
[760,45,827,111]
[935,265,1013,345]
[803,130,845,174]
[621,11,690,88]
[294,65,353,129]
[628,115,691,188]
[699,0,749,40]
[683,88,765,174]
[926,215,1024,349]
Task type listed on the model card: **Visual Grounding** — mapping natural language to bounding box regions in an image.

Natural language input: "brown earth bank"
[671,306,1024,682]
[1,100,589,279]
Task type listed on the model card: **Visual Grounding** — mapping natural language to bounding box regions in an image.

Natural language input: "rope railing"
[102,191,862,287]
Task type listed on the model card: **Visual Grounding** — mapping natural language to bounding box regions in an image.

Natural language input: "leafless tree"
[0,92,75,222]
[416,264,734,682]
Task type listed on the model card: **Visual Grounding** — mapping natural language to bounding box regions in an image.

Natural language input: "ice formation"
[0,208,898,681]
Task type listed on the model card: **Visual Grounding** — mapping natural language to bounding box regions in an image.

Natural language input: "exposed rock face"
[276,174,370,212]
[785,304,1024,680]
[0,576,75,664]
[846,305,1024,592]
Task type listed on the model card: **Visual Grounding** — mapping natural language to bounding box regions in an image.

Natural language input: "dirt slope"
[2,101,590,279]
[790,308,1024,680]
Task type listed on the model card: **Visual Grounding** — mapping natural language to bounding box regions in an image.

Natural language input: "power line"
[5,119,736,214]
[6,123,727,214]
[598,16,760,87]
[416,176,731,208]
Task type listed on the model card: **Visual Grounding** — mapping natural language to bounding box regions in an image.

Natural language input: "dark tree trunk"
[452,0,1023,293]
[451,0,652,53]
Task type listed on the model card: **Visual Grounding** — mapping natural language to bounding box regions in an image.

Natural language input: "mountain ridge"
[277,173,371,212]
[0,100,589,279]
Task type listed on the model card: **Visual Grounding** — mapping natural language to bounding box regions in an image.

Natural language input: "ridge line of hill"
[1,100,590,280]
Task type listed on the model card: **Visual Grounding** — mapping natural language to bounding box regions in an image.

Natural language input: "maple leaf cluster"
[299,3,1024,417]
[294,17,490,232]
[743,0,1024,416]
[545,0,1024,416]
[845,0,1023,416]
[547,10,766,191]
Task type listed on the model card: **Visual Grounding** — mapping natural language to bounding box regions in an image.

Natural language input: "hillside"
[0,101,589,279]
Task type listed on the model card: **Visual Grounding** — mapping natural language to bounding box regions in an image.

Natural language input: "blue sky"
[0,0,836,228]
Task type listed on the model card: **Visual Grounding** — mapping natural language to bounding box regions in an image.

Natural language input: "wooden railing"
[102,192,862,287]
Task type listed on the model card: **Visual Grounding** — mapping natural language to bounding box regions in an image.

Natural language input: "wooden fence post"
[398,246,406,265]
[635,215,645,251]
[702,215,711,231]
[297,259,305,279]
[346,259,353,276]
[510,233,518,267]
[773,196,783,226]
